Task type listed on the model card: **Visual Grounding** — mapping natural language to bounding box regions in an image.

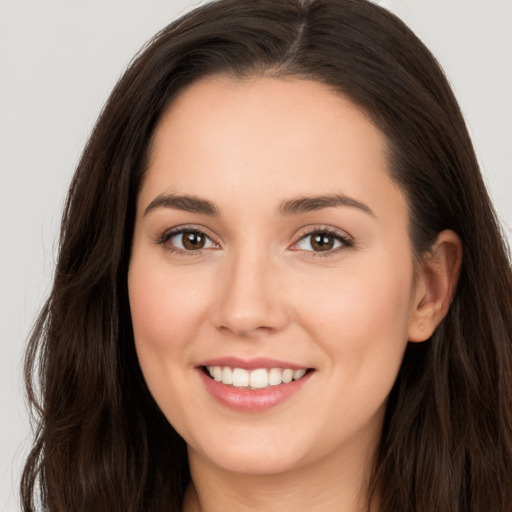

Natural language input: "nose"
[211,250,289,338]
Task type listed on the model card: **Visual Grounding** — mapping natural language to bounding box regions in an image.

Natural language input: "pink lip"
[196,365,313,412]
[196,356,308,371]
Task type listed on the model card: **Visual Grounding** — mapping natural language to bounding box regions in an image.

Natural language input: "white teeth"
[232,368,249,387]
[268,367,282,386]
[293,369,306,380]
[282,369,293,383]
[205,365,308,389]
[222,367,233,385]
[249,368,268,389]
[213,366,223,382]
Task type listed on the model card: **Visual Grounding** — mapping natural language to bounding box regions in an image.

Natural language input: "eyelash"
[157,225,353,257]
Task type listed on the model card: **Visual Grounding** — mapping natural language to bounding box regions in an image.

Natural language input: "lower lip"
[198,369,313,412]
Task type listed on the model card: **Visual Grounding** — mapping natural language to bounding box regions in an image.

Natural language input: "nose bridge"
[213,242,288,337]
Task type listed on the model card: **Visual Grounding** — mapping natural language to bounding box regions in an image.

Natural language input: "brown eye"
[310,233,336,251]
[295,230,351,254]
[166,229,215,252]
[182,231,206,250]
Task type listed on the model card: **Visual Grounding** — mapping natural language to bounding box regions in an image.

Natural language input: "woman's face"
[129,76,425,476]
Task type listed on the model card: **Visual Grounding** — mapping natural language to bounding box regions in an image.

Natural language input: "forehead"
[149,75,386,172]
[140,76,406,226]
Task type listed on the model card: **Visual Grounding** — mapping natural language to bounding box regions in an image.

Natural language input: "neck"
[183,439,379,512]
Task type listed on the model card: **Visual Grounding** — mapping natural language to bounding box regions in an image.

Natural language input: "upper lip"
[196,356,310,371]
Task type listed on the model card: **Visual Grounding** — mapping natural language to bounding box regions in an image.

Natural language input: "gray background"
[1,1,511,510]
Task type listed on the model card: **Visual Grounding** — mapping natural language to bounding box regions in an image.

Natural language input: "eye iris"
[182,231,205,250]
[311,233,335,251]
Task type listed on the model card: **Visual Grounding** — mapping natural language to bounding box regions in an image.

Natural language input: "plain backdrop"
[1,1,511,511]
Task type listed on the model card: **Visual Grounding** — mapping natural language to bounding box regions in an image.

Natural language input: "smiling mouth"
[203,366,312,390]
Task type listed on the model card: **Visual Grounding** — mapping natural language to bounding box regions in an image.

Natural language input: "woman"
[21,0,512,511]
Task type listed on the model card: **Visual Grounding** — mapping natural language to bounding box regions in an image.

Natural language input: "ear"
[408,230,462,342]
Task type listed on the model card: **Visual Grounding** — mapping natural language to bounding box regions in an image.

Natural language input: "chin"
[200,448,305,476]
[187,427,312,476]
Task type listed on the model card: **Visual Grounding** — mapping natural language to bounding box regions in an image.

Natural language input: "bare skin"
[128,76,461,512]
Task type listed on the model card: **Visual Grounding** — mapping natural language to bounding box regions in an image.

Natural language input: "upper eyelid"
[160,224,218,241]
[292,225,353,242]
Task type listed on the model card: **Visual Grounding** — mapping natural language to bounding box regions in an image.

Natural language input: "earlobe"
[408,230,462,343]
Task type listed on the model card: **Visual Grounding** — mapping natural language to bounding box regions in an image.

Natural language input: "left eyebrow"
[278,193,374,217]
[143,193,220,217]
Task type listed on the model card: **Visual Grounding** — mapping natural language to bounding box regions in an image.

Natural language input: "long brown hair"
[22,1,512,510]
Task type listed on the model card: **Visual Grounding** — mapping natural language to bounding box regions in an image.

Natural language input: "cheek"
[128,255,216,429]
[128,259,211,354]
[297,254,414,373]
[292,257,414,436]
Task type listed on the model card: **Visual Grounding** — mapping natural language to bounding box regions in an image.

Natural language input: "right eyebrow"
[143,193,220,217]
[278,193,374,217]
